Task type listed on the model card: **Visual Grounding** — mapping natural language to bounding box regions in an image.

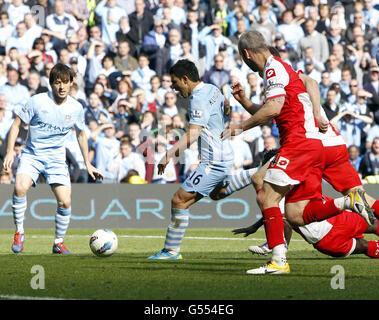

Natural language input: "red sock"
[371,200,379,219]
[366,240,379,258]
[302,199,342,225]
[262,207,285,249]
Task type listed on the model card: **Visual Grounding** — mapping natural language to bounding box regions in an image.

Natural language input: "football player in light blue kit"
[148,59,233,260]
[3,63,104,254]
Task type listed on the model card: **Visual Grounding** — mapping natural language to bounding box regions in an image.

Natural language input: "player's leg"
[209,168,259,200]
[148,187,202,260]
[246,181,291,275]
[51,184,72,254]
[11,173,34,253]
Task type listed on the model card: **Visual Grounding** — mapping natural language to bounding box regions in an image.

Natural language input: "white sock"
[54,237,63,245]
[271,244,287,266]
[16,223,24,234]
[334,196,348,211]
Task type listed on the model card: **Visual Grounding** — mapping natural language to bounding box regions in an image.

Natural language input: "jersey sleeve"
[15,97,34,124]
[264,63,289,101]
[188,95,210,127]
[74,106,85,131]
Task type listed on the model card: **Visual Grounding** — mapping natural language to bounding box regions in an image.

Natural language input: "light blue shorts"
[181,161,232,197]
[16,153,71,187]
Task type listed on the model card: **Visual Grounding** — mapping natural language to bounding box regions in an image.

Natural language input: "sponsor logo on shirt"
[191,109,203,119]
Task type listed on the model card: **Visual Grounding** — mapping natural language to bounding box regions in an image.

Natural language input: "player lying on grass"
[147,59,234,260]
[232,164,379,259]
[3,63,104,255]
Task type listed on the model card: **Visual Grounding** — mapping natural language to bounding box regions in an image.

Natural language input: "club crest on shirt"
[266,68,276,79]
[65,115,72,121]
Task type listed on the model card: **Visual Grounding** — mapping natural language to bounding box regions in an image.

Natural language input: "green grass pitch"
[0,228,378,300]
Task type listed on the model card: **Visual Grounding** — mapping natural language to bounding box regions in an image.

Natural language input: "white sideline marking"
[28,234,303,242]
[0,294,67,300]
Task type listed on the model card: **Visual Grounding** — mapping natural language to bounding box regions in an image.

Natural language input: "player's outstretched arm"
[3,116,22,172]
[158,124,202,175]
[232,218,264,237]
[76,129,104,180]
[221,96,284,139]
[231,81,262,116]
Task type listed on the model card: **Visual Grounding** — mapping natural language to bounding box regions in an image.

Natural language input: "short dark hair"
[49,63,75,85]
[169,59,199,82]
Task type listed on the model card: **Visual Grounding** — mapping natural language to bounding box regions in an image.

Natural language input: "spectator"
[27,71,48,96]
[63,0,90,26]
[95,0,127,47]
[198,22,233,71]
[155,0,186,27]
[180,8,206,62]
[364,64,379,112]
[303,58,322,83]
[347,78,360,104]
[113,98,140,138]
[7,0,30,27]
[0,12,14,53]
[297,46,325,74]
[106,140,146,183]
[322,87,341,121]
[90,122,120,183]
[326,23,347,54]
[146,75,164,106]
[127,0,154,57]
[297,18,329,64]
[6,21,32,54]
[251,134,278,168]
[326,54,342,83]
[162,91,179,118]
[276,9,304,52]
[140,110,158,137]
[46,0,79,36]
[202,54,230,89]
[359,137,379,181]
[150,140,179,183]
[114,40,138,72]
[346,10,374,45]
[0,105,13,141]
[66,34,87,76]
[319,71,332,102]
[131,53,156,92]
[84,92,111,125]
[348,145,363,172]
[86,39,107,86]
[0,66,29,113]
[331,89,374,149]
[129,122,142,151]
[155,28,183,77]
[249,5,276,45]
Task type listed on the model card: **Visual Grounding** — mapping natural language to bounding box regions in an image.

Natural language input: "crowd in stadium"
[0,0,377,185]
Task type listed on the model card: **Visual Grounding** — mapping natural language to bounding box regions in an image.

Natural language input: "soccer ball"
[89,229,118,257]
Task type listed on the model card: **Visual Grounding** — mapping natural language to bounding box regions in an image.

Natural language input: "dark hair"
[169,59,199,82]
[49,63,75,85]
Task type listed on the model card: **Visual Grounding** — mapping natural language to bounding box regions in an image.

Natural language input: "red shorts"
[314,211,367,257]
[264,139,324,203]
[322,145,362,192]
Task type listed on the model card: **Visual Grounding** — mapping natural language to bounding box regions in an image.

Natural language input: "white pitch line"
[27,234,303,242]
[0,294,67,300]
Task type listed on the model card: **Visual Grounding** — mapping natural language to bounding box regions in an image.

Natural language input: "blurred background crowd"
[0,0,378,185]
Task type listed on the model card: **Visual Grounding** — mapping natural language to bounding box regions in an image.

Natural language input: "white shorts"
[181,161,232,197]
[16,153,71,187]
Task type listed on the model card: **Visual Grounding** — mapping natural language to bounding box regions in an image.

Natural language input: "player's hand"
[232,224,260,237]
[157,155,169,175]
[231,81,246,104]
[3,151,15,172]
[221,123,243,140]
[316,115,329,134]
[87,164,104,181]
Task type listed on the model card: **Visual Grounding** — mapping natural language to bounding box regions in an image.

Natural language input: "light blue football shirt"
[188,82,233,164]
[16,92,85,162]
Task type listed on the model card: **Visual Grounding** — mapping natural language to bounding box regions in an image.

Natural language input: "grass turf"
[0,228,378,300]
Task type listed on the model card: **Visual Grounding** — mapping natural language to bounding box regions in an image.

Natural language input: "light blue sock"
[12,194,27,233]
[55,206,71,244]
[225,168,257,196]
[164,208,189,253]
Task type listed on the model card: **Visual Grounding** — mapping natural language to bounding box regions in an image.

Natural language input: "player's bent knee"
[58,199,71,209]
